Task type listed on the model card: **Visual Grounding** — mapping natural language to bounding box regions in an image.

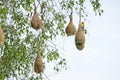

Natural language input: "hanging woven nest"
[65,12,76,36]
[31,6,42,30]
[75,23,85,50]
[0,26,5,47]
[34,51,44,73]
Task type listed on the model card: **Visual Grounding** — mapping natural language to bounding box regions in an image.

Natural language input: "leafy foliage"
[0,0,103,80]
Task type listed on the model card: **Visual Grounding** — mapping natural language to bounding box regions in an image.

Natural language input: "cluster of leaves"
[0,0,103,80]
[90,0,103,16]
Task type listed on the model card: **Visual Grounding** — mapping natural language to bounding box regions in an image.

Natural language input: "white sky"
[43,0,120,80]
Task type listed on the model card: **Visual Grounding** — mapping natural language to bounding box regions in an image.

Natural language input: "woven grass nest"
[65,13,76,36]
[34,51,44,73]
[75,23,85,50]
[31,6,42,30]
[0,26,5,47]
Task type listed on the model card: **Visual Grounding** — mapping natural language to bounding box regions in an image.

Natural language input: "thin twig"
[47,40,65,51]
[43,73,50,80]
[53,0,63,14]
[79,5,81,24]
[40,73,43,80]
[42,73,57,80]
[37,30,41,52]
[37,0,43,14]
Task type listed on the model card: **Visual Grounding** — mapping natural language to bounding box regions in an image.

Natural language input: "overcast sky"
[44,0,120,80]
